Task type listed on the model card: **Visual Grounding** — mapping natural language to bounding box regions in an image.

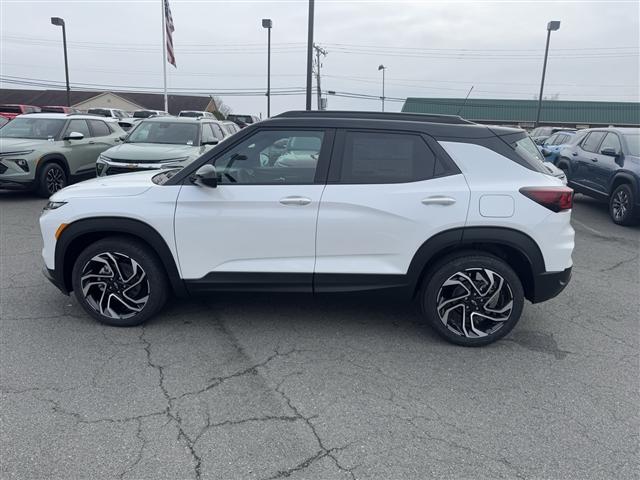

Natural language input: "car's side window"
[581,132,606,153]
[213,130,324,185]
[544,134,557,146]
[88,120,111,137]
[201,124,216,144]
[64,119,91,138]
[211,123,225,140]
[599,133,621,154]
[339,131,436,184]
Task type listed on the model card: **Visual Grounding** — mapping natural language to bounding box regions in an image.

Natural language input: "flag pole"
[161,0,168,112]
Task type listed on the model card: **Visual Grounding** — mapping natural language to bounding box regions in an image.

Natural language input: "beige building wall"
[73,92,143,112]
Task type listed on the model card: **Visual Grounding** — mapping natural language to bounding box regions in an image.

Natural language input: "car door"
[61,119,100,177]
[571,131,605,190]
[314,130,470,290]
[590,132,622,194]
[174,128,334,290]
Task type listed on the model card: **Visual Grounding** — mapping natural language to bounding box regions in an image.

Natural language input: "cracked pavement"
[1,191,638,479]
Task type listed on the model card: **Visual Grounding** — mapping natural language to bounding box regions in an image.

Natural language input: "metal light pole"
[535,21,560,127]
[305,0,314,110]
[51,17,70,107]
[378,64,386,112]
[262,19,272,117]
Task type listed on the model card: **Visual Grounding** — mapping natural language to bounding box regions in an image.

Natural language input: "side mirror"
[119,134,127,141]
[541,148,551,157]
[600,147,619,157]
[64,131,84,141]
[191,164,218,188]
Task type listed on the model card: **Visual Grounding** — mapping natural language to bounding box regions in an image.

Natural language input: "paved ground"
[1,190,638,480]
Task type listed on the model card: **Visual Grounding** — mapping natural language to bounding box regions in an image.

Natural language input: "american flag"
[164,0,176,67]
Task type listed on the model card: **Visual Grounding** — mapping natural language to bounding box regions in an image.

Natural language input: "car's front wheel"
[37,162,68,198]
[609,184,637,226]
[71,237,168,327]
[420,252,524,346]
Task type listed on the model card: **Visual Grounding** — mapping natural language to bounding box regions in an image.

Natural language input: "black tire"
[71,236,168,327]
[609,183,638,226]
[420,251,525,347]
[36,162,68,198]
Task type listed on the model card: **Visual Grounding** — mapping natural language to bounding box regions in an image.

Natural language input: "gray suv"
[0,113,124,196]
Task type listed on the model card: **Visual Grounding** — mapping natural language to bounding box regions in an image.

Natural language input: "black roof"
[276,110,474,125]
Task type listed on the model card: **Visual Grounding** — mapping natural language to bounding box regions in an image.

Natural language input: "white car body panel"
[174,183,325,278]
[315,174,470,275]
[439,141,574,272]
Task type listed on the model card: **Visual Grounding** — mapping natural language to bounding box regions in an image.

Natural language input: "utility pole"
[536,21,561,127]
[313,44,327,110]
[305,0,314,110]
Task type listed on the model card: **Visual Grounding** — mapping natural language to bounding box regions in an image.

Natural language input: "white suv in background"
[39,111,574,346]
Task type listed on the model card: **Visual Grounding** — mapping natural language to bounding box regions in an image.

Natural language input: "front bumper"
[530,267,572,303]
[43,267,69,295]
[97,158,183,177]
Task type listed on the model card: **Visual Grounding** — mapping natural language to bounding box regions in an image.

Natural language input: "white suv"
[39,111,574,346]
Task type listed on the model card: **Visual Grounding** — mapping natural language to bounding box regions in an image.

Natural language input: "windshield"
[0,118,66,139]
[179,111,201,117]
[133,111,155,118]
[87,109,111,117]
[228,115,253,123]
[0,105,23,113]
[623,133,640,156]
[126,121,199,145]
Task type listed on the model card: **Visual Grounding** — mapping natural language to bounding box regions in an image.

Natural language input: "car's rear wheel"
[37,162,67,198]
[609,184,637,226]
[71,237,168,327]
[420,252,524,346]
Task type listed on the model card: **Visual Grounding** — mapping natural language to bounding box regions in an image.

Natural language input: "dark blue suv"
[556,128,640,225]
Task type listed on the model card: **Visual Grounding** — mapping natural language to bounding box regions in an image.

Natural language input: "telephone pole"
[313,44,327,110]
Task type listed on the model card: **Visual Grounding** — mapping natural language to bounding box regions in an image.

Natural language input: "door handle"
[88,141,96,145]
[421,196,456,206]
[572,152,578,156]
[591,158,598,162]
[279,196,312,206]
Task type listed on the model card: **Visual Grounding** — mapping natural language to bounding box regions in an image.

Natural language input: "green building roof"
[401,98,640,126]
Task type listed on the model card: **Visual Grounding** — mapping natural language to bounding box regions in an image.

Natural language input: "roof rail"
[67,112,106,117]
[274,110,474,125]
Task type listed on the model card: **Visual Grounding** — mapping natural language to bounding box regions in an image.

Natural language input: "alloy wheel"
[436,268,513,338]
[612,190,629,221]
[46,166,66,194]
[80,252,150,319]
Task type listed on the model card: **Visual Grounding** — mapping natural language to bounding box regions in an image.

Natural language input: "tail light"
[519,186,573,212]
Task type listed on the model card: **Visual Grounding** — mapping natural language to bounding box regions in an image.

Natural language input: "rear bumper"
[530,267,572,303]
[42,267,69,295]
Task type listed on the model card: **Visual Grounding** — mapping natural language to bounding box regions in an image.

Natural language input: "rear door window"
[339,131,436,184]
[581,132,606,152]
[88,120,111,137]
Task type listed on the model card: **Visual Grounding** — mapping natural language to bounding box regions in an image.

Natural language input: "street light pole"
[535,20,560,127]
[262,19,272,117]
[51,17,70,107]
[378,65,386,112]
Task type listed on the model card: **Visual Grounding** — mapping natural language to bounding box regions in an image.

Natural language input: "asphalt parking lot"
[1,191,638,480]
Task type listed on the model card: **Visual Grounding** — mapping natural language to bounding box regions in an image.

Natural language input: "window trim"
[580,131,607,153]
[599,132,622,155]
[202,126,335,186]
[327,128,458,185]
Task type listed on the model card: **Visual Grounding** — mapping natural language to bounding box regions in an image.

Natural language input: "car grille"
[105,166,148,175]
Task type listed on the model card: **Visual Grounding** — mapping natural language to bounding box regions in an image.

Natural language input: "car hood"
[102,143,201,162]
[0,137,52,152]
[50,170,158,200]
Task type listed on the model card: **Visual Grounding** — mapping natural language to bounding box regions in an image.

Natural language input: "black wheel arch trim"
[38,153,70,175]
[53,217,186,297]
[609,172,638,199]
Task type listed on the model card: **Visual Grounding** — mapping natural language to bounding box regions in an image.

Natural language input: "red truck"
[0,104,41,121]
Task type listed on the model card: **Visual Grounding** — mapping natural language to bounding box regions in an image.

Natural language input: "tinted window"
[0,105,23,113]
[510,136,547,171]
[623,133,639,156]
[340,132,435,184]
[581,132,606,153]
[65,119,91,138]
[214,130,324,184]
[599,133,621,154]
[89,120,111,137]
[544,134,558,146]
[87,108,112,117]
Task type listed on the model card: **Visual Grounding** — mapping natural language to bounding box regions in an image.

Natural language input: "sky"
[0,0,639,116]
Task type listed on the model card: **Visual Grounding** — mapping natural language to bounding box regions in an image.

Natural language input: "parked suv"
[0,113,124,196]
[556,127,640,225]
[40,111,574,346]
[96,117,228,176]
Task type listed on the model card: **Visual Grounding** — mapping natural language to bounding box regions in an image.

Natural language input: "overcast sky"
[1,0,639,116]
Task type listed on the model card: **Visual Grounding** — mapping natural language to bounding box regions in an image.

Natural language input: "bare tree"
[209,95,232,119]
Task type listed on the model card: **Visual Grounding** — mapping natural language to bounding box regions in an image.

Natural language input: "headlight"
[43,201,67,211]
[0,150,34,157]
[98,154,111,162]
